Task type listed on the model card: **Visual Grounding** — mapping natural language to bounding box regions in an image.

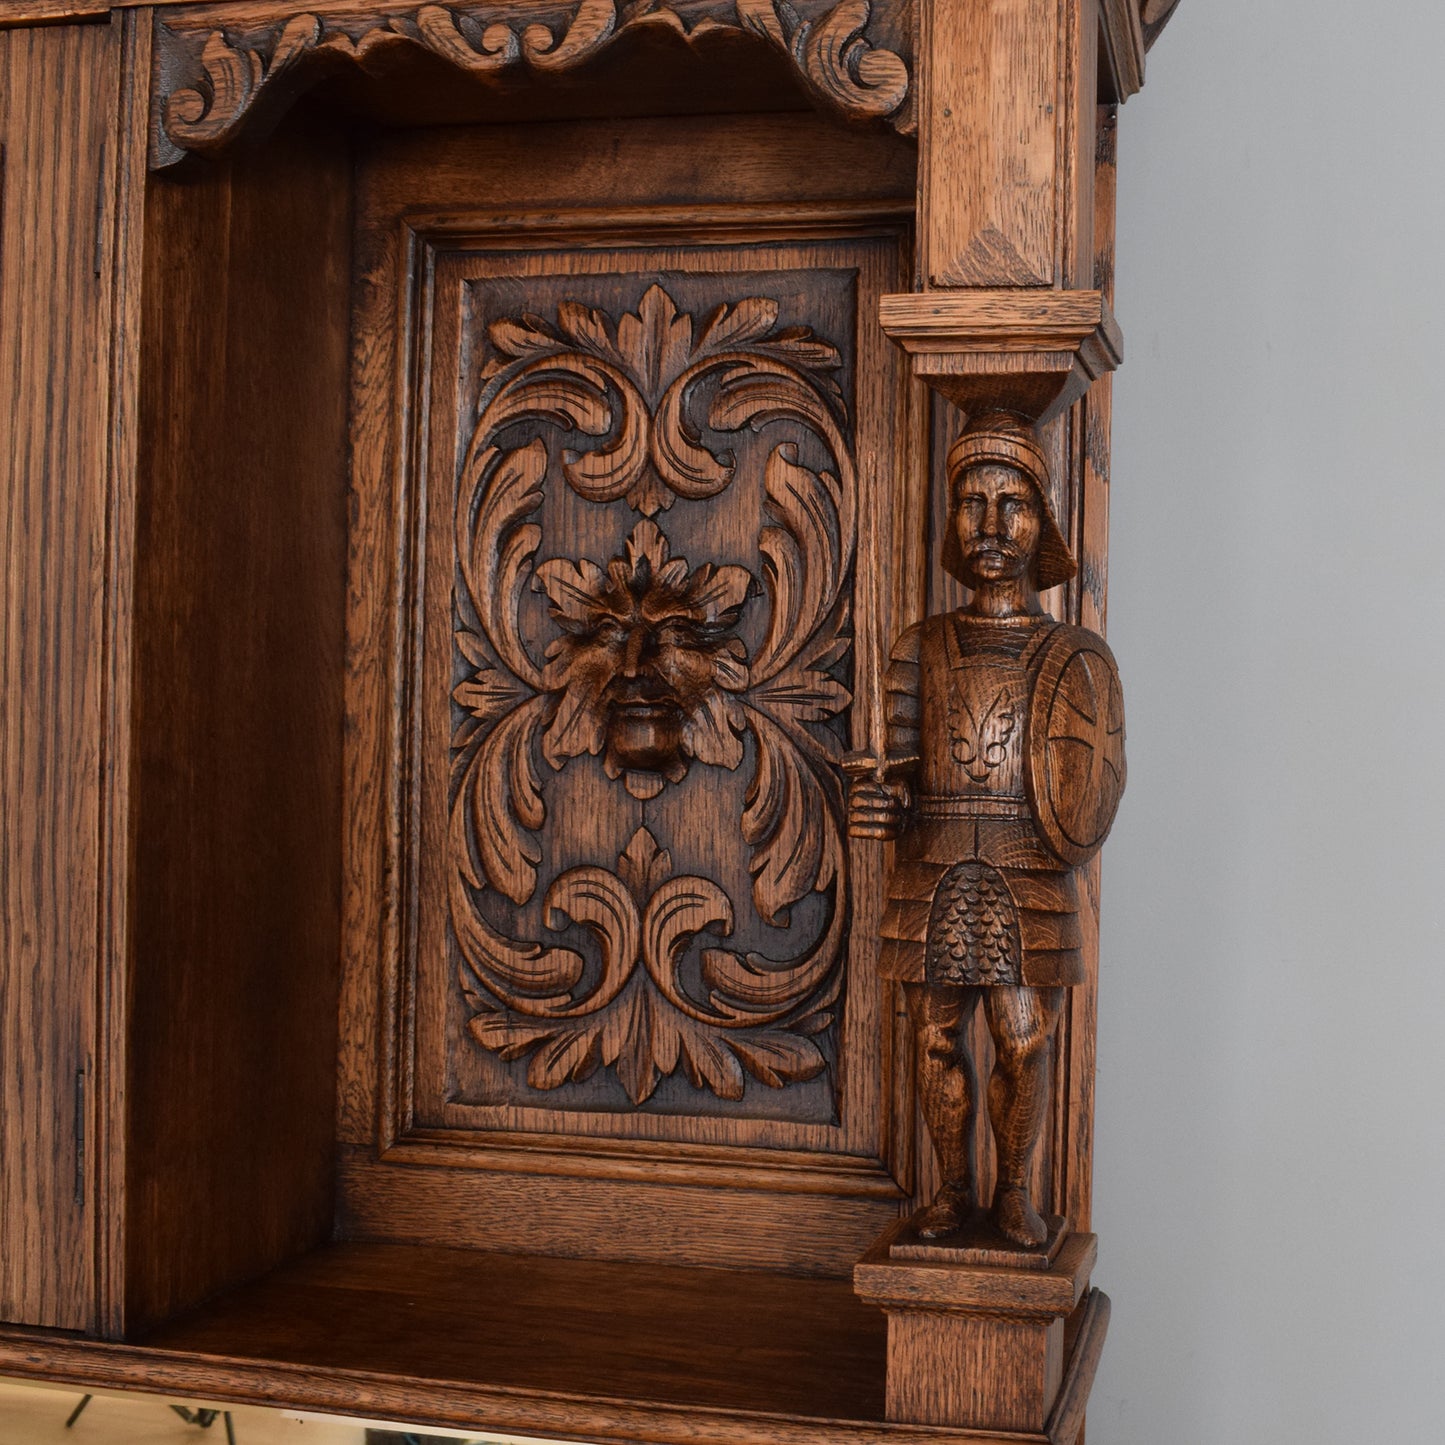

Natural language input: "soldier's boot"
[915,1179,974,1239]
[990,1182,1048,1247]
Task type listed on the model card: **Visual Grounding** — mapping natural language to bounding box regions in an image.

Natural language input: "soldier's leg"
[905,982,980,1237]
[984,985,1065,1247]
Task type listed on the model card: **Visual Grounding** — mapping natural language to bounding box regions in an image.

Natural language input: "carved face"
[534,521,753,799]
[951,462,1044,586]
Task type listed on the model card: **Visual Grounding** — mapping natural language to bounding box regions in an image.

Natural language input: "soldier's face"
[952,463,1043,584]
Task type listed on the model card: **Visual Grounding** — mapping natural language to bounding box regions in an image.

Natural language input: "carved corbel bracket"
[878,289,1123,426]
[149,0,915,170]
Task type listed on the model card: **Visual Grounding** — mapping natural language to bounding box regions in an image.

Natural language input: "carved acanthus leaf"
[459,828,835,1103]
[153,0,913,168]
[450,282,857,1107]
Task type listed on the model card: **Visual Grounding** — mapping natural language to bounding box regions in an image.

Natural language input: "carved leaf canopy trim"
[154,0,912,168]
[449,282,855,1106]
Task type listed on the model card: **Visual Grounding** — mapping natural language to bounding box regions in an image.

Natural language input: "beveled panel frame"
[337,117,930,1266]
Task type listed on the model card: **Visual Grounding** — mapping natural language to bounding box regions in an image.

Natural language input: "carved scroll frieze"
[448,282,855,1108]
[151,0,913,169]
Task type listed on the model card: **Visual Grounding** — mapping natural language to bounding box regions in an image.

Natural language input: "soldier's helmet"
[941,413,1077,591]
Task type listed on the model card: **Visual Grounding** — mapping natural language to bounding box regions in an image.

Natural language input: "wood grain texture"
[855,1230,1096,1432]
[142,1242,891,1418]
[337,1147,898,1274]
[0,1318,1067,1445]
[124,108,351,1332]
[0,17,120,1333]
[883,1312,1063,1432]
[1043,1289,1108,1445]
[918,0,1100,291]
[855,1230,1095,1318]
[96,4,157,1341]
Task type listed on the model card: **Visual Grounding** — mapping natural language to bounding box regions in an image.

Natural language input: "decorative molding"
[150,0,914,169]
[1139,0,1183,52]
[448,282,856,1106]
[877,289,1123,424]
[1099,0,1146,101]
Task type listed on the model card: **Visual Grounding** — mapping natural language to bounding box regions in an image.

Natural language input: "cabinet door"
[0,19,120,1332]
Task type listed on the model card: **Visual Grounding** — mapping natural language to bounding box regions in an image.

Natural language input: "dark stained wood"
[124,106,351,1332]
[1049,103,1122,1237]
[141,1243,889,1419]
[0,1320,1076,1445]
[97,3,158,1342]
[1044,1289,1110,1445]
[0,16,121,1334]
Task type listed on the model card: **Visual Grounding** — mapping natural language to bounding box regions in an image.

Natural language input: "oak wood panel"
[920,0,1098,289]
[142,1242,891,1419]
[340,113,920,1273]
[125,107,351,1332]
[412,237,896,1144]
[338,113,916,1155]
[337,1148,897,1275]
[0,16,120,1333]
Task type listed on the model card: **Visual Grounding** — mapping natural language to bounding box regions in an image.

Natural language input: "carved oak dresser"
[0,0,1181,1439]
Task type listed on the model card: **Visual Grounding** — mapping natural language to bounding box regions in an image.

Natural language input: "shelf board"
[0,1242,1105,1445]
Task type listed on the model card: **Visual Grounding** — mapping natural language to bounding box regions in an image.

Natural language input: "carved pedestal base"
[854,1226,1098,1435]
[888,1207,1070,1270]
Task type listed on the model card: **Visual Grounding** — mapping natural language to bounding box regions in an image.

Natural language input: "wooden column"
[863,0,1128,1431]
[919,0,1099,291]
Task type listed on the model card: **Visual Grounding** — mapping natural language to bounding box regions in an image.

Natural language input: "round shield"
[1026,628,1126,866]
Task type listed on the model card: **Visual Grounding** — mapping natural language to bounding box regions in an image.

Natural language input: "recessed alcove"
[108,56,954,1438]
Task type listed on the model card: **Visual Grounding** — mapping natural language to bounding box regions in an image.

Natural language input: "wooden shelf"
[140,1244,889,1421]
[0,1243,1107,1445]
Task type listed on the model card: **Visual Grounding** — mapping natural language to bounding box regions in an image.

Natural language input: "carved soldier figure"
[848,413,1125,1250]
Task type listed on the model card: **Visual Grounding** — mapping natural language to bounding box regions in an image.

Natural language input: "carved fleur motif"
[476,284,847,516]
[449,283,856,1105]
[153,0,913,169]
[463,827,832,1104]
[533,519,754,800]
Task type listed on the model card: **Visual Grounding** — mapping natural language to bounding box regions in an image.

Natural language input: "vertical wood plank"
[95,6,153,1340]
[920,0,1099,290]
[125,114,351,1333]
[0,17,120,1333]
[1051,104,1120,1236]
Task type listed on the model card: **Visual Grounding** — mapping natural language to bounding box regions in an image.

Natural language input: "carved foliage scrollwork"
[153,0,913,168]
[450,283,855,1105]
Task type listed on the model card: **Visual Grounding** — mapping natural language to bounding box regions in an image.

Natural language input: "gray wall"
[1093,2,1445,1439]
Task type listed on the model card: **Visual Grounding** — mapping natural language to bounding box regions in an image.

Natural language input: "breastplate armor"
[917,615,1052,809]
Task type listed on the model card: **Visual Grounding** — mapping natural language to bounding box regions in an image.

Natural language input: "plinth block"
[854,1227,1098,1434]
